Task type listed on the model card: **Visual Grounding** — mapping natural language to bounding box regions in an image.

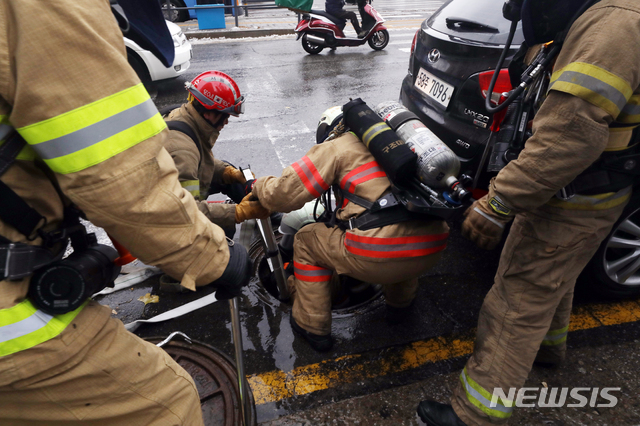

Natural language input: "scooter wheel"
[302,34,324,55]
[368,29,389,51]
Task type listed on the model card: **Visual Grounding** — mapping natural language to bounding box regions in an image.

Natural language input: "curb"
[185,28,295,39]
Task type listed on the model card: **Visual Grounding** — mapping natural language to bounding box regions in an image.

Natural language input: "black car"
[400,0,640,299]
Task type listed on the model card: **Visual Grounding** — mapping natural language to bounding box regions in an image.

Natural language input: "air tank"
[375,101,469,202]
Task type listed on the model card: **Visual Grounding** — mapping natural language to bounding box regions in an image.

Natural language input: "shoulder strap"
[0,132,46,240]
[166,120,201,153]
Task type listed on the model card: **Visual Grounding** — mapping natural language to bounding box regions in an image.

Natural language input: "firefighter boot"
[417,400,467,426]
[290,315,334,352]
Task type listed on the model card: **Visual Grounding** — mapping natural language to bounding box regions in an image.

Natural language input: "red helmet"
[185,71,245,116]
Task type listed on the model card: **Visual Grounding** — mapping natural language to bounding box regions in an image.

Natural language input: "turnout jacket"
[254,133,449,261]
[492,0,640,213]
[0,0,229,361]
[164,103,236,229]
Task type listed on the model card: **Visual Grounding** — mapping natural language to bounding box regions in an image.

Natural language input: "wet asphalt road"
[95,8,640,425]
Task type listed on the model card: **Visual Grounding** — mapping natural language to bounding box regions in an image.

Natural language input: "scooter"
[294,0,389,54]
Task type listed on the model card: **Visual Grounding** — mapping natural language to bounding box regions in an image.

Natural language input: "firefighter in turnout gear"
[163,70,269,239]
[418,0,640,425]
[0,1,258,423]
[252,118,450,352]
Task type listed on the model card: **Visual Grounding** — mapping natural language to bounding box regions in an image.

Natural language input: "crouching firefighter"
[417,0,640,425]
[161,70,270,240]
[250,101,451,352]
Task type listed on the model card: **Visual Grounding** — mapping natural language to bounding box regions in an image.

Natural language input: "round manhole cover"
[146,337,257,426]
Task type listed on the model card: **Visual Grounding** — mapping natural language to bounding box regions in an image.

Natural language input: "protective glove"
[461,194,513,250]
[235,193,270,223]
[222,165,246,184]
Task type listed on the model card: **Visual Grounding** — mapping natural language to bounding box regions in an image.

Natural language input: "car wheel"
[368,29,389,51]
[302,34,324,55]
[127,50,151,82]
[580,191,640,299]
[162,0,188,23]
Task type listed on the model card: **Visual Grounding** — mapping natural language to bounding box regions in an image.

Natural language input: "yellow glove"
[222,165,246,184]
[235,193,271,223]
[461,194,513,250]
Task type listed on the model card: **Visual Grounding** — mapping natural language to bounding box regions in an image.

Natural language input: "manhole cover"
[146,337,257,426]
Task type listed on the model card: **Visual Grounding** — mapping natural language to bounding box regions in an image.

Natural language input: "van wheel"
[580,190,640,299]
[127,50,151,82]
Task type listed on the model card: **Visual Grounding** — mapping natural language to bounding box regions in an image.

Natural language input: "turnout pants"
[452,202,626,425]
[0,303,203,426]
[290,223,444,336]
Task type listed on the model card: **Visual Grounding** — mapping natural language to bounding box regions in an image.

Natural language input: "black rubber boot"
[417,401,467,426]
[290,315,334,352]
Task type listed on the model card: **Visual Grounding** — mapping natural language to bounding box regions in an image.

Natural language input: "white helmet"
[316,106,344,144]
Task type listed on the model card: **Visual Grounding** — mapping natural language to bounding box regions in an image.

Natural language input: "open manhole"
[247,233,384,316]
[146,337,257,426]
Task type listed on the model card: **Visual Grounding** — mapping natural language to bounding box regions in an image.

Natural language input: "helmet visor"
[219,96,245,116]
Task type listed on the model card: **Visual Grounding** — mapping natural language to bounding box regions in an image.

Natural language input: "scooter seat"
[309,9,346,28]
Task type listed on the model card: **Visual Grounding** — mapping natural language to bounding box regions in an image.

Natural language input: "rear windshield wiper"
[445,17,499,33]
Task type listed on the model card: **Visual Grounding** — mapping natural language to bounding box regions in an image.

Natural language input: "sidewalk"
[176,5,305,39]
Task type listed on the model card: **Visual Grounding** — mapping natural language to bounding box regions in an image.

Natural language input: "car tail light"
[408,30,419,73]
[478,69,512,105]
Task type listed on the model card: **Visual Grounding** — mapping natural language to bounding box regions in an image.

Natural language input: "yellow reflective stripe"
[541,325,569,346]
[0,300,86,357]
[618,94,640,124]
[181,179,200,198]
[460,367,513,419]
[17,84,166,174]
[550,62,633,118]
[548,187,631,210]
[362,123,391,148]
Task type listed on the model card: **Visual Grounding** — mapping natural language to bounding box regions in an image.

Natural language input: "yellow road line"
[247,297,640,405]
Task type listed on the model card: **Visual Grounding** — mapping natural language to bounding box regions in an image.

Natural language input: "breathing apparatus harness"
[484,0,640,199]
[313,99,467,231]
[0,132,121,316]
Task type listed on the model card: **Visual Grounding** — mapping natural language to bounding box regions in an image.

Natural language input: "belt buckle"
[556,185,576,201]
[348,218,355,230]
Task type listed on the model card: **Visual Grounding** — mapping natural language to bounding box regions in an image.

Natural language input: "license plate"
[414,68,454,108]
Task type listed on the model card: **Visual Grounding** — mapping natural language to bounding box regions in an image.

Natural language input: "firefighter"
[250,111,450,351]
[0,0,267,423]
[417,0,640,425]
[162,71,256,239]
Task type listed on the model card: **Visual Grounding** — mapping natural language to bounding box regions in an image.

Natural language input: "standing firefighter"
[251,108,450,352]
[418,0,640,425]
[162,71,267,241]
[0,0,261,423]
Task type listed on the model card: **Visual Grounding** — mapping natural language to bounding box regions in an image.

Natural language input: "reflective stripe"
[618,94,640,124]
[0,300,86,356]
[340,161,386,194]
[181,179,200,198]
[460,367,513,419]
[293,261,332,282]
[549,62,633,118]
[541,325,569,346]
[17,84,166,174]
[362,123,390,148]
[344,232,448,259]
[548,186,631,210]
[291,156,329,198]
